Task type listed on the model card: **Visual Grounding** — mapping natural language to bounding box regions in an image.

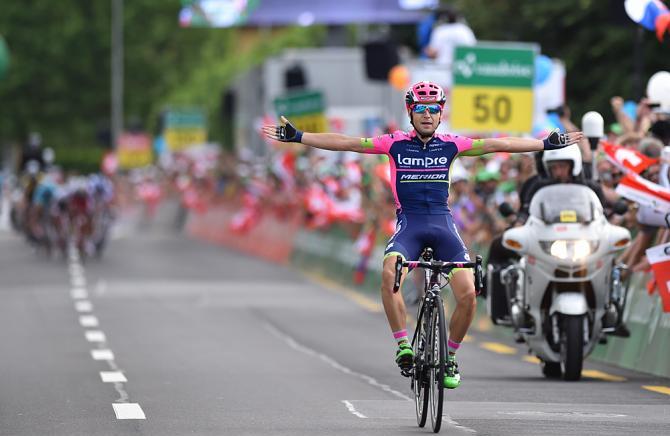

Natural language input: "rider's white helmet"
[542,144,582,177]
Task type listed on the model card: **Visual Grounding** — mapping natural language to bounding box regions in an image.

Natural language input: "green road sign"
[164,108,207,151]
[274,91,324,117]
[451,43,537,134]
[453,45,535,88]
[274,90,328,133]
[165,108,206,129]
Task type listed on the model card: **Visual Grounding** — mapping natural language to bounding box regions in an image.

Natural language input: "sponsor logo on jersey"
[397,154,449,168]
[399,174,448,180]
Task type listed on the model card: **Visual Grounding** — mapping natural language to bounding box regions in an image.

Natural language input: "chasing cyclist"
[263,81,582,389]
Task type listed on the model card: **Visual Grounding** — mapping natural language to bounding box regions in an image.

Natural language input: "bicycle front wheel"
[413,304,429,427]
[429,295,446,433]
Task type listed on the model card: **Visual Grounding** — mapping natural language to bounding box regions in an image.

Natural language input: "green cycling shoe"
[444,355,461,389]
[395,342,414,371]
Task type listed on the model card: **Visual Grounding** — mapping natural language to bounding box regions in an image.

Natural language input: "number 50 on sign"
[451,86,533,133]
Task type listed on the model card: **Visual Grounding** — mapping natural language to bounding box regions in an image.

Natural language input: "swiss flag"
[616,171,670,213]
[646,242,670,313]
[602,141,658,174]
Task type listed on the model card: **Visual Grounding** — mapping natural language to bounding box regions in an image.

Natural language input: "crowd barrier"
[186,204,670,378]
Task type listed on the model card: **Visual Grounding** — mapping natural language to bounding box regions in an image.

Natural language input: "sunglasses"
[411,104,442,114]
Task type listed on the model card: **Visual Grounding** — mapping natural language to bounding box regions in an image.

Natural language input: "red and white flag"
[616,171,670,213]
[646,242,670,313]
[602,141,658,174]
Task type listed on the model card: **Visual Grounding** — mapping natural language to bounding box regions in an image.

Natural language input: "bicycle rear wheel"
[429,295,446,433]
[412,304,429,427]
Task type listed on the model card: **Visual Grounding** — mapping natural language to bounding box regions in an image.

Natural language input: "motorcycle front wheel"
[560,315,584,381]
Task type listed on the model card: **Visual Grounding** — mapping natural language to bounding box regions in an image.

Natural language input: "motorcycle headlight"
[539,240,599,261]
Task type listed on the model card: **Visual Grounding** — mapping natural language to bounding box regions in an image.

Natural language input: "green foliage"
[0,0,325,166]
[1,0,667,162]
[452,0,670,123]
[52,144,104,173]
[160,25,326,145]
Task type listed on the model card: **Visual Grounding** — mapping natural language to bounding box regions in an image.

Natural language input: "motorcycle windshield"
[529,184,603,224]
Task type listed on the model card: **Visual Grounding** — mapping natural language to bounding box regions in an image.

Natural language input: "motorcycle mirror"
[612,199,629,215]
[499,202,516,218]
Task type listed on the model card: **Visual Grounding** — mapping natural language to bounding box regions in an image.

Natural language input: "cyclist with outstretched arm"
[263,81,582,389]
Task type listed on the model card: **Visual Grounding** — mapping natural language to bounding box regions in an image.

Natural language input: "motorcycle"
[488,184,631,380]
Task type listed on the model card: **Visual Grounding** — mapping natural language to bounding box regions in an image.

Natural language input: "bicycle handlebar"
[392,255,484,294]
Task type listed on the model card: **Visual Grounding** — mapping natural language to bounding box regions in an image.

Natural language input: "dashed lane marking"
[642,385,670,396]
[72,276,86,287]
[342,400,367,418]
[522,355,541,364]
[582,370,626,382]
[85,330,107,343]
[522,356,626,381]
[101,371,128,383]
[75,300,93,312]
[71,288,89,299]
[68,248,144,420]
[91,349,115,361]
[479,341,517,355]
[79,315,99,327]
[112,403,146,420]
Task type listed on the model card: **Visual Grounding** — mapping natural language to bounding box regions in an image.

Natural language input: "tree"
[453,0,669,122]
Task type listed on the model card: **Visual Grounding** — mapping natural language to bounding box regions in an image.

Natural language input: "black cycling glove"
[276,120,303,143]
[543,130,571,150]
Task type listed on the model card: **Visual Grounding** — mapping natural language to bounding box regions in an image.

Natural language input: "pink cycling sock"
[393,329,409,345]
[447,339,461,355]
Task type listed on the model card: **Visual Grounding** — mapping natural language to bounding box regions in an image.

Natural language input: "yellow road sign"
[450,86,533,133]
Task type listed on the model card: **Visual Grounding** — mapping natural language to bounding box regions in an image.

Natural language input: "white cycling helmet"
[542,144,582,177]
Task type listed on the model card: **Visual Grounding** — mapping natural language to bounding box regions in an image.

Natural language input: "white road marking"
[75,300,93,312]
[265,323,411,401]
[498,411,627,418]
[85,330,107,342]
[69,266,84,276]
[101,371,128,383]
[79,315,99,327]
[342,400,367,418]
[91,349,115,360]
[112,403,146,420]
[72,276,86,287]
[70,288,89,299]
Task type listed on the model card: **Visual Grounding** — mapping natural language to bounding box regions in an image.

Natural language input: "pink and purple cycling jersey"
[361,130,483,215]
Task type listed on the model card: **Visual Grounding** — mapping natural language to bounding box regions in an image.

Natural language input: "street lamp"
[111,0,124,150]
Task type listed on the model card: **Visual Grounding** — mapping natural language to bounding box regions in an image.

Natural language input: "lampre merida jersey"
[361,130,484,215]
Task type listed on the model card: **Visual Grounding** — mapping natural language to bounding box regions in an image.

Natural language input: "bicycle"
[393,247,483,433]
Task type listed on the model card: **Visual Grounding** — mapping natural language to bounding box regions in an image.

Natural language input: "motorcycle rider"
[488,144,630,337]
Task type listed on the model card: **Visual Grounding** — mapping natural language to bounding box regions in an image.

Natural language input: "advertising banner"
[164,108,207,152]
[117,132,153,169]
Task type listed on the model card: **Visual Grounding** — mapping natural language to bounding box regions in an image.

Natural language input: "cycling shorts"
[384,212,470,264]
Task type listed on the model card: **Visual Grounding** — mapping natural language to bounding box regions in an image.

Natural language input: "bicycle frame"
[397,248,485,432]
[396,249,483,371]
